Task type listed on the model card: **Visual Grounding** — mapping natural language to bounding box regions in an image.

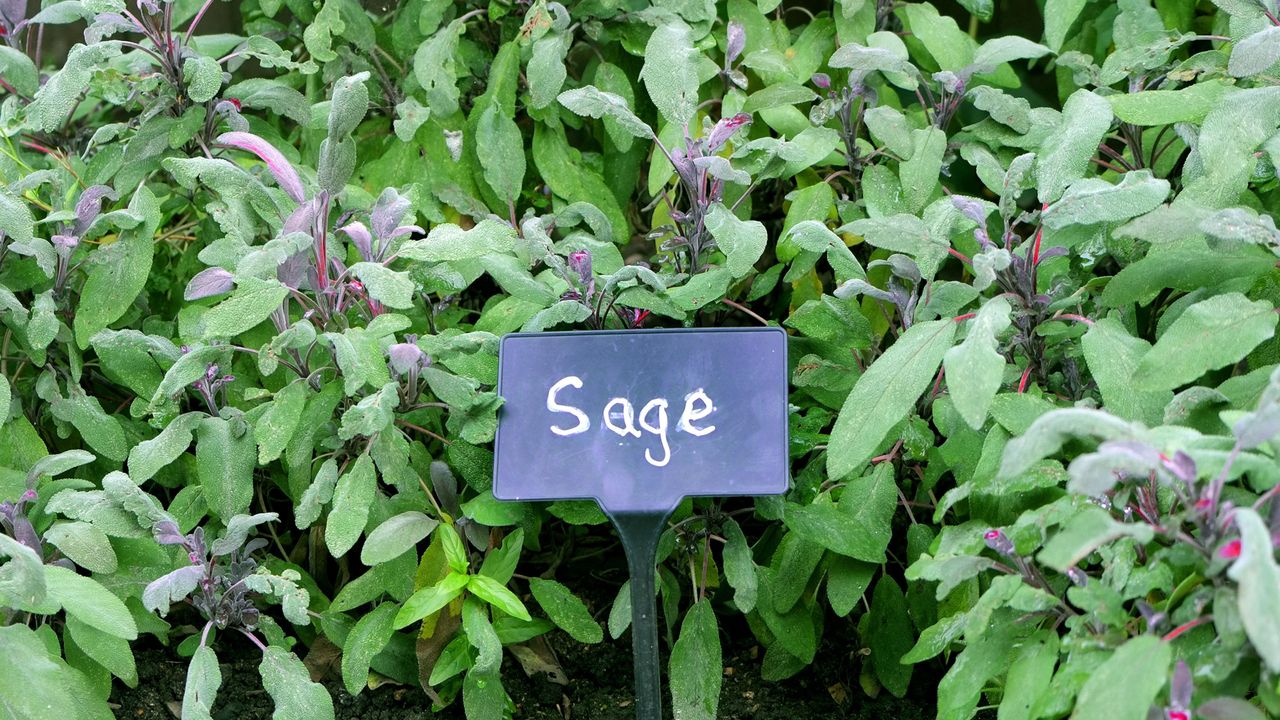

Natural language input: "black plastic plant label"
[493,327,790,513]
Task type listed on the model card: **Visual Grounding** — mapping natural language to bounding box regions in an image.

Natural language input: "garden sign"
[493,327,789,719]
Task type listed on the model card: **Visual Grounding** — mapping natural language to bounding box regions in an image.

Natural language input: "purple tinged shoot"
[215,131,306,204]
[340,221,374,261]
[983,528,1015,557]
[184,267,235,301]
[568,249,593,285]
[811,73,832,90]
[726,21,745,68]
[705,113,752,154]
[389,341,428,376]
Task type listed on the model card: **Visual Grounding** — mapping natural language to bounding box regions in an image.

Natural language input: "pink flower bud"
[812,73,831,90]
[1219,539,1242,560]
[983,528,1015,556]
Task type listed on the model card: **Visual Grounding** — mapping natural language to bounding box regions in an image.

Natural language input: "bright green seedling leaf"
[528,577,603,644]
[944,297,1011,430]
[669,600,722,720]
[828,319,957,480]
[1134,293,1278,391]
[467,575,532,620]
[394,571,469,629]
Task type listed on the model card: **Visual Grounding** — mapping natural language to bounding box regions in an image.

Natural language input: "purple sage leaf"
[215,131,306,203]
[184,267,235,301]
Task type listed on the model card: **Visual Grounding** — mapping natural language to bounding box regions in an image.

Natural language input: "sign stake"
[609,510,673,720]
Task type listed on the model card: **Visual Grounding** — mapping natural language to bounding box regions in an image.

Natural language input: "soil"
[112,620,937,720]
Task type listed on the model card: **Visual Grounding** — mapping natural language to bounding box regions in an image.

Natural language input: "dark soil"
[112,621,936,720]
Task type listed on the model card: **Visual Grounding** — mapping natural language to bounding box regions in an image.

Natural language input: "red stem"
[1017,366,1033,393]
[1163,616,1212,642]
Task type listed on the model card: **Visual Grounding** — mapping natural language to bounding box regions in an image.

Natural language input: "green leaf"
[721,518,758,613]
[182,645,221,720]
[66,615,137,685]
[0,624,113,720]
[295,459,339,530]
[27,42,121,132]
[183,56,223,103]
[826,556,875,617]
[1070,636,1170,720]
[340,603,397,696]
[74,185,158,347]
[361,511,439,566]
[255,380,309,464]
[1036,90,1112,203]
[1000,631,1058,720]
[0,534,48,612]
[999,408,1142,478]
[557,86,653,140]
[326,453,376,558]
[397,219,517,263]
[197,416,256,521]
[1042,170,1171,229]
[639,20,700,126]
[260,646,335,720]
[1038,506,1154,572]
[44,521,117,574]
[1043,0,1087,51]
[50,384,128,462]
[1081,318,1170,426]
[527,34,567,109]
[1108,81,1231,125]
[129,412,202,483]
[669,600,722,720]
[0,189,35,250]
[27,449,96,483]
[528,577,603,644]
[414,20,464,116]
[704,203,766,278]
[1229,26,1280,77]
[201,278,289,339]
[393,571,469,628]
[866,576,913,697]
[1227,508,1280,673]
[349,262,416,309]
[828,319,957,479]
[475,102,525,205]
[467,575,532,620]
[0,46,38,97]
[44,564,137,640]
[785,464,896,562]
[944,297,1011,430]
[1134,293,1278,391]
